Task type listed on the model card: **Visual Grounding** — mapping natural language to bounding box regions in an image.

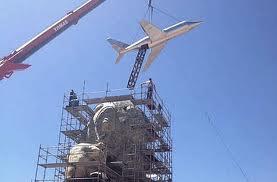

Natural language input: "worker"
[146,78,154,100]
[142,78,156,110]
[68,90,74,107]
[158,103,162,113]
[69,90,74,101]
[68,90,79,107]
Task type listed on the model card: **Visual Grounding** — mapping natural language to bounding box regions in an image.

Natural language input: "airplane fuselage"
[107,19,201,69]
[121,21,201,54]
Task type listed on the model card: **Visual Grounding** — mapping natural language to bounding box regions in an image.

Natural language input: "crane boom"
[0,0,106,80]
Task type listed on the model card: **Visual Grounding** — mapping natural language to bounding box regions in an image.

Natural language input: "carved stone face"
[102,117,112,132]
[92,103,118,142]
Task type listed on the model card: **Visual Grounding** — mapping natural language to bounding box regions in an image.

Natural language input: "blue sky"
[0,0,276,181]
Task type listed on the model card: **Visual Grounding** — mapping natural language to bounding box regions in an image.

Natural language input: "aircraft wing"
[140,20,166,42]
[143,43,166,71]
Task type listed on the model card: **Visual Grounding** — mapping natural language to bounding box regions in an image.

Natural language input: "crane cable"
[148,0,154,23]
[132,0,181,40]
[147,0,181,23]
[206,113,251,182]
[152,6,181,22]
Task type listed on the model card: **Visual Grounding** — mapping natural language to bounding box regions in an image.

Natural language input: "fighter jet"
[107,20,202,71]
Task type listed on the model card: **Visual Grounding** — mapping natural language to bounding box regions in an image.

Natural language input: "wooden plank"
[84,95,133,105]
[39,163,67,168]
[131,98,152,106]
[39,161,104,168]
[65,107,88,125]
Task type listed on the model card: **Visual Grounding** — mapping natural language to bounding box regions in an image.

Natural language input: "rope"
[131,1,182,43]
[147,0,181,23]
[205,113,251,182]
[152,6,181,22]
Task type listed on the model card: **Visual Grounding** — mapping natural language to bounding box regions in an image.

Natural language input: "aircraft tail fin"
[114,53,123,64]
[107,38,129,53]
[107,38,129,64]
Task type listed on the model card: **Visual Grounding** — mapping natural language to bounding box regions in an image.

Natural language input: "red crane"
[0,0,106,80]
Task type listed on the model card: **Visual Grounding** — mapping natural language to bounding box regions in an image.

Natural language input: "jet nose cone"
[182,21,202,31]
[187,21,203,27]
[194,21,203,26]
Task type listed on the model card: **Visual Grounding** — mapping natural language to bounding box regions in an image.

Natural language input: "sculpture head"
[67,100,149,180]
[66,142,106,180]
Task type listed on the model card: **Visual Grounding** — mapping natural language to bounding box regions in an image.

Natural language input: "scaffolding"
[34,82,173,182]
